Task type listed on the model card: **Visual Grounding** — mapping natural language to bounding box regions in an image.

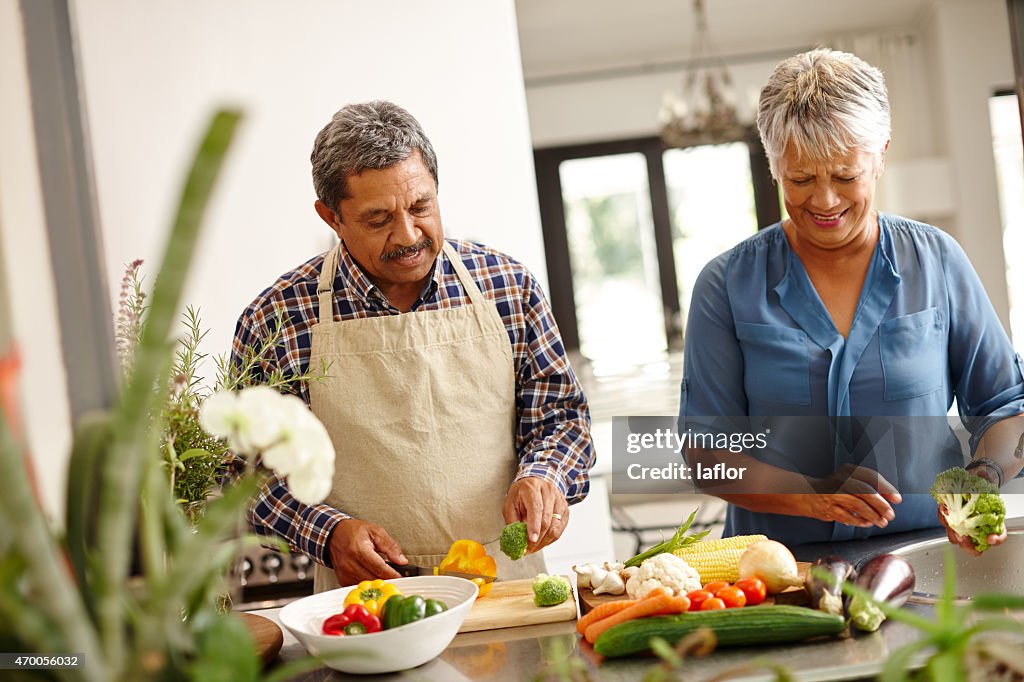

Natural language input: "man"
[233,101,594,591]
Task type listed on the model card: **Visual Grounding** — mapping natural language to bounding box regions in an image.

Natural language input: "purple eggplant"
[805,555,857,616]
[847,553,916,632]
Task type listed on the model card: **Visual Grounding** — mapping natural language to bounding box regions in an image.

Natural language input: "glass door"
[533,134,778,367]
[664,143,760,337]
[559,153,666,369]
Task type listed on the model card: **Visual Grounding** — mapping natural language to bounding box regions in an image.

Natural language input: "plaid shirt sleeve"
[233,304,349,568]
[250,475,349,568]
[511,270,595,505]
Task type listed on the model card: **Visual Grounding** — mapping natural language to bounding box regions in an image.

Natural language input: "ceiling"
[516,0,930,83]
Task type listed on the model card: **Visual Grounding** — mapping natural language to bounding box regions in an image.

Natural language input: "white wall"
[70,0,547,379]
[0,0,74,519]
[922,0,1014,332]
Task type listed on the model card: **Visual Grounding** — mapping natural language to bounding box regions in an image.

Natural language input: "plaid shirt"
[234,239,594,568]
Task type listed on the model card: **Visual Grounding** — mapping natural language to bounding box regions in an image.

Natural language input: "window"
[989,92,1024,347]
[535,134,779,370]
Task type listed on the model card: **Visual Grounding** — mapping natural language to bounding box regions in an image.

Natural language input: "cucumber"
[593,605,845,657]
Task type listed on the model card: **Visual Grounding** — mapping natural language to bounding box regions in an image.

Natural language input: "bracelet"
[1015,432,1024,460]
[965,458,1004,487]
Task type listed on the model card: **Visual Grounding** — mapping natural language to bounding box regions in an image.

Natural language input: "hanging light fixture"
[659,0,746,148]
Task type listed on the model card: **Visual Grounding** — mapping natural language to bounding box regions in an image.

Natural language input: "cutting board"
[239,612,284,664]
[458,576,577,633]
[578,562,811,615]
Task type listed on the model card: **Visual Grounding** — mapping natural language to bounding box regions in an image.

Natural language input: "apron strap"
[316,243,342,325]
[442,241,487,306]
[317,241,486,324]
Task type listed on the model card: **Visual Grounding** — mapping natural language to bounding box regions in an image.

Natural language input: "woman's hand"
[803,465,902,528]
[937,504,1008,556]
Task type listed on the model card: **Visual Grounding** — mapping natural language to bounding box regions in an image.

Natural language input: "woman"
[679,48,1023,551]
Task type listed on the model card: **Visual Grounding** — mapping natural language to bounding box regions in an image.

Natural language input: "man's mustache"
[381,239,434,262]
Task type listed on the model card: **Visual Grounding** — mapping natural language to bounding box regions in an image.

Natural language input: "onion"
[738,540,804,594]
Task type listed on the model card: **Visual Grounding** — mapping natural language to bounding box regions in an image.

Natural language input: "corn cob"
[673,534,768,584]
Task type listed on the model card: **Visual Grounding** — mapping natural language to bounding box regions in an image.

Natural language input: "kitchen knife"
[386,561,497,583]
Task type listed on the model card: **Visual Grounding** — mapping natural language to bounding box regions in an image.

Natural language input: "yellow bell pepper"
[439,540,498,598]
[343,579,401,616]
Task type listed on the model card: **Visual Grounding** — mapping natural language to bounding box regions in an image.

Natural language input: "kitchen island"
[254,524,1019,681]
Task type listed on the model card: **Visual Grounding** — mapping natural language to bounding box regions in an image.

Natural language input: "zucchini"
[593,605,845,657]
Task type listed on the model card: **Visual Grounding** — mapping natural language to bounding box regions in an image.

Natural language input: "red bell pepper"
[321,603,382,636]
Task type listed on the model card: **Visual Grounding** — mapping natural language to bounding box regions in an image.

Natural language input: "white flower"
[287,463,333,506]
[199,386,336,504]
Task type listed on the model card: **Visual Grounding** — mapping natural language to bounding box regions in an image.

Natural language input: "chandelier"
[659,0,746,148]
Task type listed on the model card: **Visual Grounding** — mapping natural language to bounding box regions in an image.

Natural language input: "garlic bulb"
[572,563,597,588]
[592,570,626,595]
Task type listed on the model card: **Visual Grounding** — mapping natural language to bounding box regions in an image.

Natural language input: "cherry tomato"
[686,589,713,612]
[703,581,730,595]
[734,578,767,606]
[716,586,747,608]
[700,597,726,611]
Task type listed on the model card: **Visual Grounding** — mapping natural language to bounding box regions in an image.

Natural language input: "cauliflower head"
[625,553,701,599]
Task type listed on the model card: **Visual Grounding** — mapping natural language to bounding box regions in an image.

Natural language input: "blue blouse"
[679,213,1024,544]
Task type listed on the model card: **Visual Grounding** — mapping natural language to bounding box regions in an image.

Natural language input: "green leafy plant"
[838,547,1024,682]
[0,110,336,681]
[114,263,328,522]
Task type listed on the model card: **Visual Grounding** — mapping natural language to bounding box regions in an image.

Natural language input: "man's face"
[316,150,443,303]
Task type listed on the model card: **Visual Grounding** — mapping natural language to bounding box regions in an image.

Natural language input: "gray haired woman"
[679,49,1023,552]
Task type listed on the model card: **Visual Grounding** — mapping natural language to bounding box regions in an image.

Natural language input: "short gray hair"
[311,100,439,213]
[757,48,890,179]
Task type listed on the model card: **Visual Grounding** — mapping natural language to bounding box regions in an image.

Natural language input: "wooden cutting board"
[578,562,811,615]
[458,575,577,633]
[240,612,284,664]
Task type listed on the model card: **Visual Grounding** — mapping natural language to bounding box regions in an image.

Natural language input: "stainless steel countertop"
[253,601,927,681]
[253,521,1022,681]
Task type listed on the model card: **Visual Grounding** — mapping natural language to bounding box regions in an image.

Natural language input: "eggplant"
[847,553,916,632]
[804,555,856,616]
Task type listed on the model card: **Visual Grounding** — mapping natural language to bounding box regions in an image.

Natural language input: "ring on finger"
[552,513,562,521]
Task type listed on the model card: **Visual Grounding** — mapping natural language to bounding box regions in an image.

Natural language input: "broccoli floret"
[532,573,571,607]
[500,521,528,560]
[930,467,1006,552]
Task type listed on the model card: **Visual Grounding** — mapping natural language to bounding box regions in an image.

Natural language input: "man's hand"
[938,504,1008,556]
[503,478,569,553]
[328,519,406,585]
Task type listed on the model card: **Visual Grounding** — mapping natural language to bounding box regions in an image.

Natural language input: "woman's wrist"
[965,458,1004,487]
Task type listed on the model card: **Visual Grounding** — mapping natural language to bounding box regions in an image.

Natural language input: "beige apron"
[310,241,545,591]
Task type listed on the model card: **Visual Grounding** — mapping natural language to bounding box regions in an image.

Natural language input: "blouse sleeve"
[942,233,1024,452]
[679,254,748,423]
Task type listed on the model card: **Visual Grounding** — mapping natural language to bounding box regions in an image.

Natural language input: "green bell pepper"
[381,594,448,630]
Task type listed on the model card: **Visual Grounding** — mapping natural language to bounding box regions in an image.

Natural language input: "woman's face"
[777,144,885,252]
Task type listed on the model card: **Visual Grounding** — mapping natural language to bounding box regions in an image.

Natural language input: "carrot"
[584,589,674,644]
[653,595,691,615]
[576,599,638,634]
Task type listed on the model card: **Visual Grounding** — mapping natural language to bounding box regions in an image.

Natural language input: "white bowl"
[278,575,478,674]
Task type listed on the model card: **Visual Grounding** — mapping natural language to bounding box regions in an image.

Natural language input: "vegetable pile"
[321,581,448,636]
[576,530,925,659]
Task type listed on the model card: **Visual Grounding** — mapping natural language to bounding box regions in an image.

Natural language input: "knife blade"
[385,561,496,583]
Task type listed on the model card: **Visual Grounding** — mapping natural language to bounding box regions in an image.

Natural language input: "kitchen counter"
[253,524,1017,681]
